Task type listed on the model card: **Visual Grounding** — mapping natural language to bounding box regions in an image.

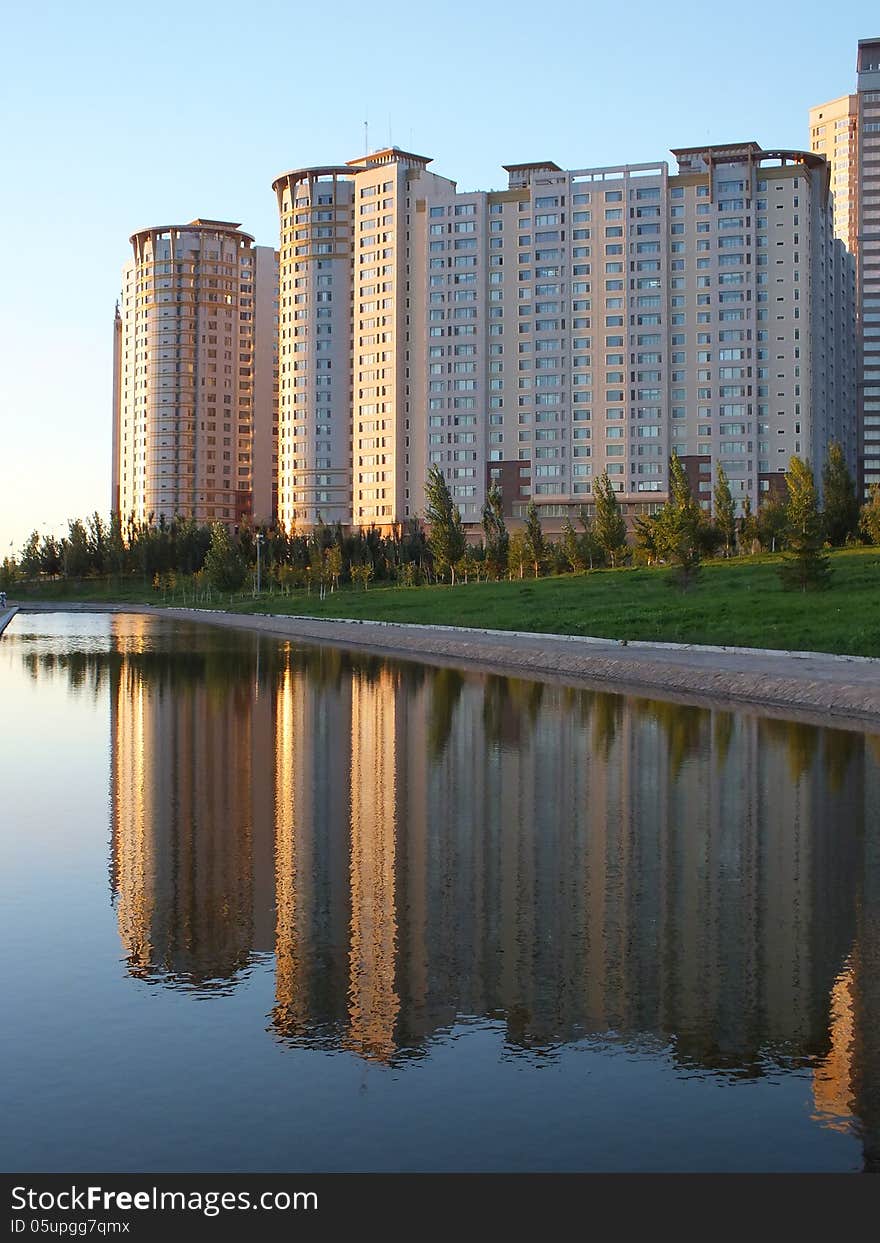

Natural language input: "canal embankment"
[11,600,880,729]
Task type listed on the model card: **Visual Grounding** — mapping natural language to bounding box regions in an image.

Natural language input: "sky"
[0,0,876,557]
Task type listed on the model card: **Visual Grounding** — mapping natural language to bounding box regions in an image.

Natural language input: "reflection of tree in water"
[868,734,880,767]
[426,668,464,759]
[822,729,859,793]
[591,691,622,758]
[713,710,734,767]
[480,674,547,748]
[761,718,820,784]
[634,698,708,776]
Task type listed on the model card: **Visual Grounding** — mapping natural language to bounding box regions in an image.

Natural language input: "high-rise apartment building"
[275,143,856,533]
[812,38,880,497]
[112,220,278,528]
[857,40,880,494]
[810,94,859,252]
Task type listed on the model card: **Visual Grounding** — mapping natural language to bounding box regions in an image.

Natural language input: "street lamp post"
[256,533,264,595]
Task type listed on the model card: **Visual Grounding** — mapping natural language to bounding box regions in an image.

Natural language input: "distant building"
[810,94,860,254]
[274,143,857,534]
[112,220,278,528]
[811,37,880,497]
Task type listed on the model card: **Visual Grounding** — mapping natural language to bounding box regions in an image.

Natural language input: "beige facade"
[274,143,856,532]
[858,40,880,494]
[811,39,880,497]
[112,220,278,528]
[810,94,859,253]
[273,168,355,530]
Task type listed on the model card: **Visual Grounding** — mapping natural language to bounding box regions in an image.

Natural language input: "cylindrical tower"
[273,168,355,531]
[116,219,271,527]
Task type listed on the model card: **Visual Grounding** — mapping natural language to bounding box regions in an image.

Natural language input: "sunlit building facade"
[273,143,856,532]
[811,37,880,496]
[112,220,278,528]
[810,94,860,253]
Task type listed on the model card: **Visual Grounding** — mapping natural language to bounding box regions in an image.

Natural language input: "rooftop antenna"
[364,120,369,155]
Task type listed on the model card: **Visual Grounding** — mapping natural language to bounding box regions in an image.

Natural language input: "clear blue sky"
[1,0,876,555]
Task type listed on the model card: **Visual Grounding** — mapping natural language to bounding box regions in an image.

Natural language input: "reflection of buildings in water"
[851,750,880,1170]
[809,749,880,1169]
[812,966,856,1132]
[272,655,351,1044]
[346,667,401,1061]
[109,617,272,988]
[102,622,879,1156]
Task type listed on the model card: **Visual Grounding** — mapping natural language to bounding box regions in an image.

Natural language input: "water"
[1,611,878,1173]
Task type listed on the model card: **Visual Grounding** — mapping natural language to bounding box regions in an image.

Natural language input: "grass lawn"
[12,547,880,657]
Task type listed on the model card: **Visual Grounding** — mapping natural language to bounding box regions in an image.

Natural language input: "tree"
[523,501,546,578]
[822,441,859,546]
[560,517,585,573]
[633,514,662,565]
[757,495,788,553]
[577,507,600,570]
[39,534,63,578]
[654,453,704,590]
[507,530,529,580]
[455,548,480,583]
[106,514,127,580]
[738,495,760,554]
[203,523,247,592]
[778,456,831,592]
[86,512,108,574]
[19,531,41,578]
[713,465,737,557]
[351,563,373,590]
[481,481,509,579]
[64,519,92,578]
[0,558,19,591]
[860,484,880,546]
[325,546,343,592]
[424,465,466,584]
[593,472,628,567]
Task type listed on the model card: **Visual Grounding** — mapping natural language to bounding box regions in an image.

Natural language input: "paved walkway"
[11,600,880,728]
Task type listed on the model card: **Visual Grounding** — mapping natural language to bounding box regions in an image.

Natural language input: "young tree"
[713,465,737,557]
[757,495,788,553]
[738,495,760,554]
[822,441,859,546]
[455,547,480,584]
[593,472,628,567]
[86,512,108,574]
[655,453,704,590]
[633,514,662,565]
[39,534,63,578]
[0,558,19,591]
[106,514,128,580]
[860,483,880,546]
[560,517,585,573]
[523,501,546,578]
[424,465,466,584]
[481,481,509,579]
[577,506,599,570]
[64,519,93,578]
[203,522,247,592]
[19,531,41,578]
[507,530,529,580]
[325,546,343,592]
[778,456,831,592]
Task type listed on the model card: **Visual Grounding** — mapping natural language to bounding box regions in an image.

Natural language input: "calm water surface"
[1,612,879,1172]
